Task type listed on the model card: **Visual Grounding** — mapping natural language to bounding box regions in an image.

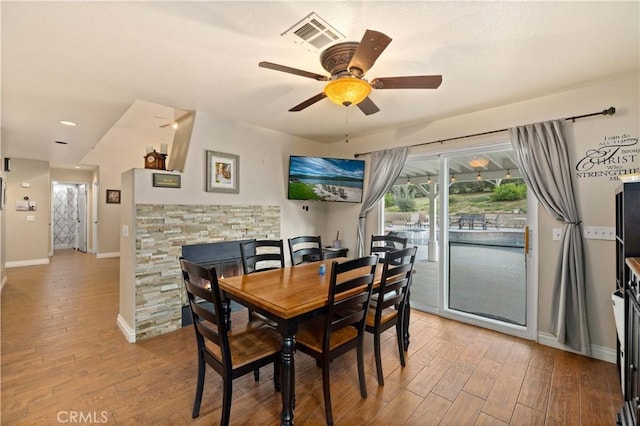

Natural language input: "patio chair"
[405,212,419,227]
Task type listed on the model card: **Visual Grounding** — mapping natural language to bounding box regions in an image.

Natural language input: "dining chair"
[288,235,323,265]
[295,255,378,425]
[239,239,284,326]
[370,233,408,263]
[364,246,417,386]
[179,258,281,426]
[239,239,285,275]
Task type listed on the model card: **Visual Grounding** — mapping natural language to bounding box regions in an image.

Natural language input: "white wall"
[327,73,640,356]
[132,110,338,244]
[81,100,176,256]
[4,158,51,265]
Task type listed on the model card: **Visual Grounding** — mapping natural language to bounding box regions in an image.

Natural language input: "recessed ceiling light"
[74,166,81,169]
[60,120,77,126]
[54,140,68,145]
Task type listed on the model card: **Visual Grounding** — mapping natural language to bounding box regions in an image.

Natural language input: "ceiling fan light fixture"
[323,77,371,107]
[468,157,490,168]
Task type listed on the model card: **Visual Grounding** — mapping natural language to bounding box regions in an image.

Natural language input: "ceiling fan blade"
[289,93,327,112]
[356,97,380,116]
[371,75,443,89]
[259,61,329,81]
[347,30,392,77]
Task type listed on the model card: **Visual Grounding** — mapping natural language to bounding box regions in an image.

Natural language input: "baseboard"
[97,252,120,259]
[5,258,50,268]
[117,314,136,343]
[538,332,617,363]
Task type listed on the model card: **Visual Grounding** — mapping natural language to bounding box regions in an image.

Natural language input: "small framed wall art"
[153,173,181,188]
[206,150,239,193]
[106,189,121,204]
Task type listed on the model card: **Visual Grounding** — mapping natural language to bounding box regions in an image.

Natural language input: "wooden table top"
[218,258,381,319]
[626,257,640,277]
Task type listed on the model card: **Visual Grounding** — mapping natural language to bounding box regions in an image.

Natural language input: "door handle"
[524,225,529,255]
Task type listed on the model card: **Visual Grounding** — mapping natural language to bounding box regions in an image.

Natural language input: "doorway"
[52,183,88,252]
[381,143,537,339]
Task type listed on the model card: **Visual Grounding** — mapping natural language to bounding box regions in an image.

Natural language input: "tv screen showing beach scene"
[287,156,365,203]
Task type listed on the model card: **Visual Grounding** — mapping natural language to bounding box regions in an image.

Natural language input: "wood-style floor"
[2,249,623,425]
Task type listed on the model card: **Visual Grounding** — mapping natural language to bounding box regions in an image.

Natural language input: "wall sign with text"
[575,132,639,180]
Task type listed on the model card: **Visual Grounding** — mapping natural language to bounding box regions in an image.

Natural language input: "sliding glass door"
[381,143,537,339]
[444,149,531,336]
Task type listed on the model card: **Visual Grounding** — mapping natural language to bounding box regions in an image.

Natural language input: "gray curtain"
[356,147,409,256]
[509,120,590,354]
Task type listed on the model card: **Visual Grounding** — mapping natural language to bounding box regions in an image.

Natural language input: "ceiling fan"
[259,29,442,115]
[154,112,192,129]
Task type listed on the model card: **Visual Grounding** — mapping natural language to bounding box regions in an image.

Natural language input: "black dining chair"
[364,246,417,386]
[240,239,285,275]
[370,233,408,263]
[295,255,378,425]
[179,258,281,426]
[239,239,284,325]
[288,235,323,265]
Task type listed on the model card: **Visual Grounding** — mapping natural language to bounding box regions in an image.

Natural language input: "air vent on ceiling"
[281,12,345,52]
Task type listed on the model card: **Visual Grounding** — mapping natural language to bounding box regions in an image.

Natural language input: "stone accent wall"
[134,204,280,340]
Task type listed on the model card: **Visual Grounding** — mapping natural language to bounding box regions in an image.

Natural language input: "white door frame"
[437,149,538,341]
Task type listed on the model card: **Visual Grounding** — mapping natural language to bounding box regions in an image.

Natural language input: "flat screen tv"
[287,156,365,203]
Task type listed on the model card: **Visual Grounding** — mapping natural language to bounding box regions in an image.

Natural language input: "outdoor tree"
[391,185,417,211]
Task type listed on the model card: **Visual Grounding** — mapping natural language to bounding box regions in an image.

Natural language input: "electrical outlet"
[584,225,615,240]
[602,226,616,240]
[584,226,595,239]
[552,228,561,240]
[26,215,35,222]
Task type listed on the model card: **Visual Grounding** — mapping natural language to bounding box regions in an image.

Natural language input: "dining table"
[218,257,395,426]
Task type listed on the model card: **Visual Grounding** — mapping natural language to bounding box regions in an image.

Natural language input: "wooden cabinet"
[616,182,640,425]
[618,260,639,425]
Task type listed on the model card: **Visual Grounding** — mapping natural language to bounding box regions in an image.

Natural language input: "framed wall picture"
[152,173,181,188]
[206,150,239,193]
[106,189,121,204]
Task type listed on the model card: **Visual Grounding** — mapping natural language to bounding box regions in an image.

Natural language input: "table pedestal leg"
[280,335,295,426]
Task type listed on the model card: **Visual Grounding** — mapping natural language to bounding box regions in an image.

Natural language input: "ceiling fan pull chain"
[344,109,350,143]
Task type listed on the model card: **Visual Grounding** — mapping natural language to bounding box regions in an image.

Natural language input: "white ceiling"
[2,1,639,169]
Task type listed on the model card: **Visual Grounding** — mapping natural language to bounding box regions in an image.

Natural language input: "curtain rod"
[353,106,616,158]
